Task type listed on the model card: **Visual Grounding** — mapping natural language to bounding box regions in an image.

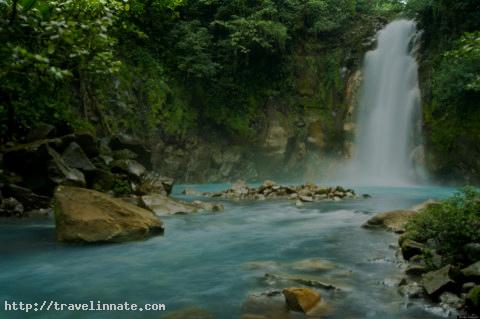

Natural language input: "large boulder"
[140,194,198,215]
[282,287,321,313]
[363,200,439,233]
[363,210,417,233]
[111,159,146,180]
[47,146,86,187]
[62,142,96,172]
[54,186,164,243]
[422,265,456,296]
[59,132,99,158]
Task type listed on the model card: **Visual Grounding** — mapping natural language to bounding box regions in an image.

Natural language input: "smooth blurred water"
[0,185,457,318]
[347,20,423,186]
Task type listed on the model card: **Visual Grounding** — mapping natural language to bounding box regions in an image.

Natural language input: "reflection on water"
[0,186,456,318]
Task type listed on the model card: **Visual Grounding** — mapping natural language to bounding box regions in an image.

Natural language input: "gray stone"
[192,201,224,212]
[399,281,423,298]
[439,292,464,309]
[461,261,480,280]
[47,146,86,188]
[422,265,455,296]
[62,142,96,172]
[140,194,198,215]
[111,159,146,179]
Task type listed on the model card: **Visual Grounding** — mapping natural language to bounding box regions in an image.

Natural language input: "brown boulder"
[54,186,163,243]
[363,209,417,233]
[282,287,321,313]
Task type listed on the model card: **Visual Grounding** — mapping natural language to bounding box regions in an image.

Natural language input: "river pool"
[0,185,457,318]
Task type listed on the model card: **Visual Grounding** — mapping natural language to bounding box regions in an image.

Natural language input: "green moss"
[468,286,480,307]
[112,178,132,196]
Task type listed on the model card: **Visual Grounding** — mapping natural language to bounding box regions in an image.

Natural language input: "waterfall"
[348,20,422,186]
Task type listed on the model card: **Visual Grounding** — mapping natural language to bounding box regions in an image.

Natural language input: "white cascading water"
[349,20,422,186]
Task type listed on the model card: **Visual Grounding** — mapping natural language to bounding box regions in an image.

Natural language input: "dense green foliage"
[406,187,480,267]
[0,0,403,143]
[405,0,480,180]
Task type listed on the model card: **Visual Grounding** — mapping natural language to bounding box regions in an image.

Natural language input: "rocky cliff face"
[150,65,367,184]
[148,19,385,184]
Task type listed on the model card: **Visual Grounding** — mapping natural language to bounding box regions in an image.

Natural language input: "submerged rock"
[399,281,423,298]
[140,194,197,215]
[264,273,338,290]
[282,287,321,313]
[182,188,202,196]
[54,186,164,243]
[192,200,224,212]
[161,307,214,319]
[439,292,464,310]
[291,259,336,272]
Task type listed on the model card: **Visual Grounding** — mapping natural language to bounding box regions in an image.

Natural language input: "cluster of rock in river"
[196,180,357,205]
[363,202,480,315]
